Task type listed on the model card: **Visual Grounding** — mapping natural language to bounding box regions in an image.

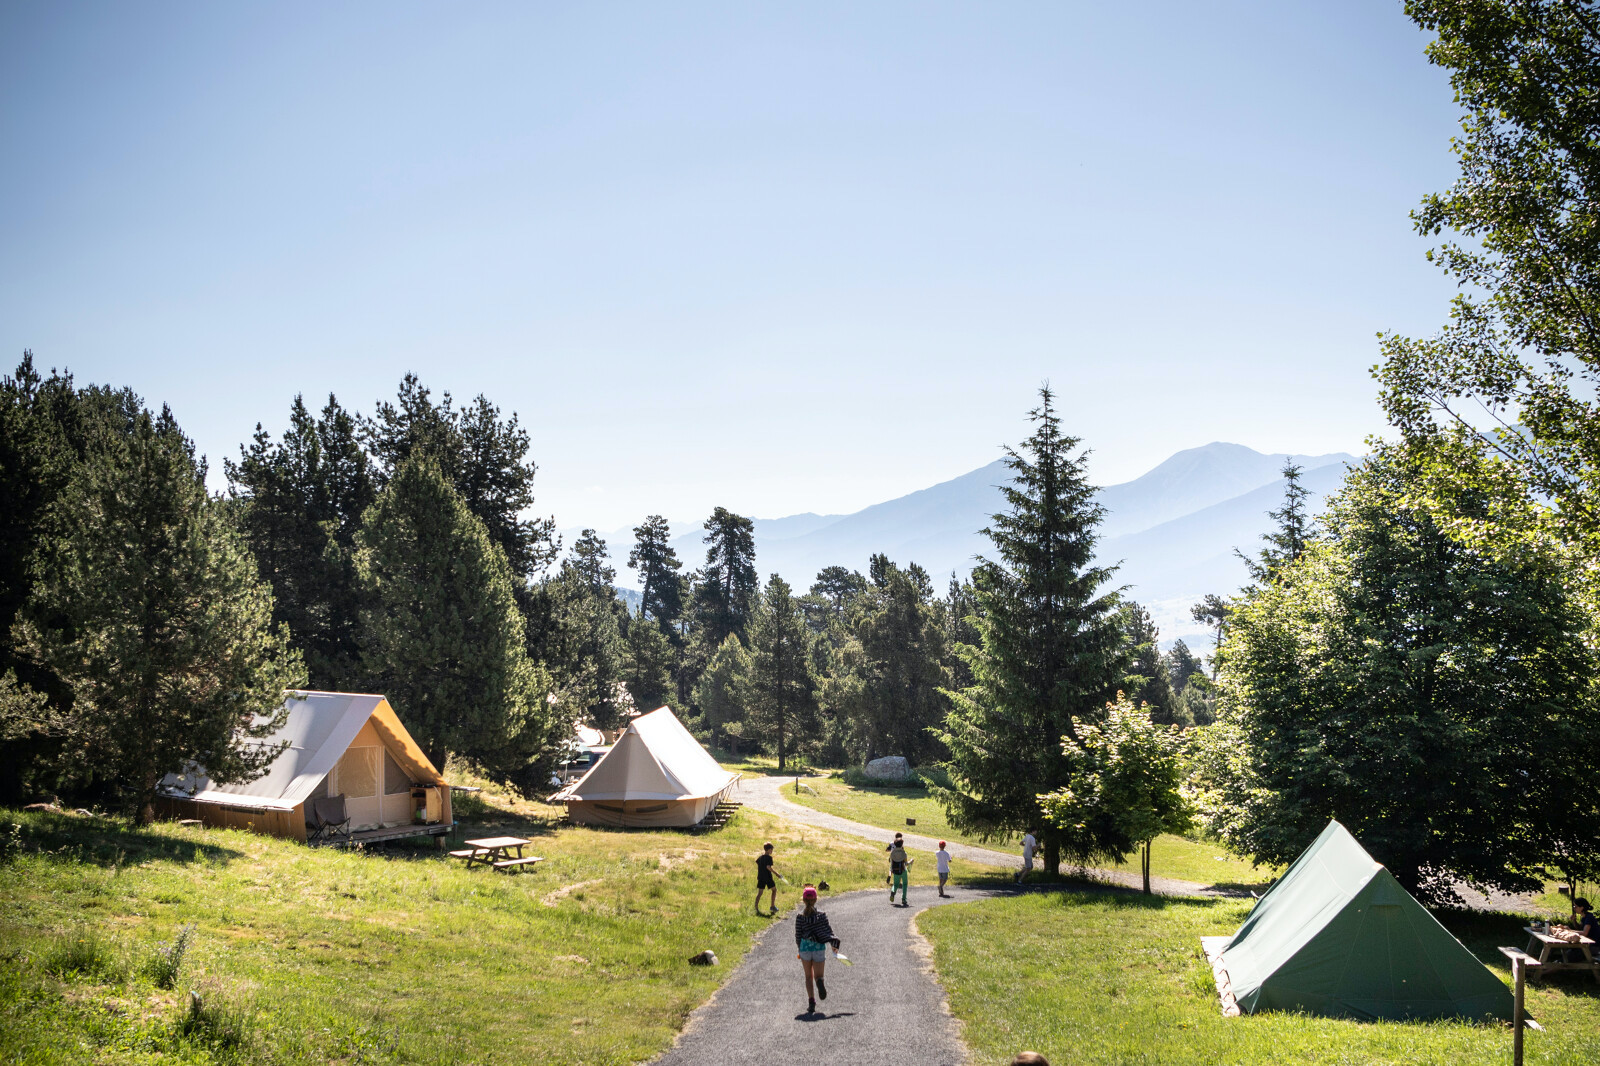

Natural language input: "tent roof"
[1219,820,1510,1020]
[157,691,446,811]
[554,706,737,803]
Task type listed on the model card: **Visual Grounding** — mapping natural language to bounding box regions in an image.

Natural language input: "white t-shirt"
[936,849,951,874]
[1021,833,1037,861]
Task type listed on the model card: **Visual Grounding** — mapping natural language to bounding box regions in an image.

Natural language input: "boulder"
[863,756,912,782]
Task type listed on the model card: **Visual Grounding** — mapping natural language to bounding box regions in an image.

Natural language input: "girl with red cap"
[793,884,841,1015]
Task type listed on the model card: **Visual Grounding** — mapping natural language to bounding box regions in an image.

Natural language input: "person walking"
[936,841,951,897]
[888,836,911,905]
[794,885,840,1015]
[755,842,780,915]
[1015,829,1037,884]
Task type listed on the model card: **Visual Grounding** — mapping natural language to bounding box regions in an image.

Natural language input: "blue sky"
[1,2,1461,531]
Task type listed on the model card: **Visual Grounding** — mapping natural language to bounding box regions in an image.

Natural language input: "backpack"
[889,845,907,873]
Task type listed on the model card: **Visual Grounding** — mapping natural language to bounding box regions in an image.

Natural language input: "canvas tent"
[1204,820,1511,1021]
[154,690,452,843]
[553,706,738,827]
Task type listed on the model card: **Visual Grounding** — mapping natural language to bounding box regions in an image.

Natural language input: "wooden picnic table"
[1521,926,1600,983]
[451,836,543,873]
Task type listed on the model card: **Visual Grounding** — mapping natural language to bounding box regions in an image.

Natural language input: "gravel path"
[654,884,996,1066]
[733,772,1247,899]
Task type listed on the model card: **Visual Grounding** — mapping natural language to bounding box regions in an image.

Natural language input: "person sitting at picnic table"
[1567,897,1598,963]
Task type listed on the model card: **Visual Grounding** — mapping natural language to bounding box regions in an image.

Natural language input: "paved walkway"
[656,884,994,1066]
[733,772,1244,898]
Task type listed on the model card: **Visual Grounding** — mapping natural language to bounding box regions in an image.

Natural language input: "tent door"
[333,745,382,829]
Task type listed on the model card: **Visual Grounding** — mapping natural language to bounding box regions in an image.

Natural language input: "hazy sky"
[2,2,1461,532]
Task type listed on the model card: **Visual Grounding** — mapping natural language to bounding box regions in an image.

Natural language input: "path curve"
[655,884,997,1066]
[734,773,1245,898]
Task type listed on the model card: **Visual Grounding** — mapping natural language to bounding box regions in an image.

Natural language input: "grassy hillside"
[0,784,963,1065]
[786,776,1276,888]
[920,891,1600,1066]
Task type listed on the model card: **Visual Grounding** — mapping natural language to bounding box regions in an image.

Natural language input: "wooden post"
[1512,955,1525,1066]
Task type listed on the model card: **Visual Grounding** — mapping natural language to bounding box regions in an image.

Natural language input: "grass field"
[919,891,1600,1066]
[0,777,976,1066]
[787,776,1277,888]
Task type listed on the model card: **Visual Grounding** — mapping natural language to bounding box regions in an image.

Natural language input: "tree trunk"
[1043,838,1059,880]
[1142,839,1152,894]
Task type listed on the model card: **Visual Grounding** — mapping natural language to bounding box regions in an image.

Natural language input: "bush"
[39,928,126,982]
[142,923,195,989]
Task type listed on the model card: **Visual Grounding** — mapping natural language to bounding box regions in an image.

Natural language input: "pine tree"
[1236,461,1316,586]
[628,515,686,633]
[744,575,819,770]
[543,532,630,731]
[697,634,752,754]
[1118,601,1179,725]
[354,458,558,784]
[933,387,1128,874]
[622,612,676,713]
[692,507,758,647]
[18,410,306,819]
[226,394,375,687]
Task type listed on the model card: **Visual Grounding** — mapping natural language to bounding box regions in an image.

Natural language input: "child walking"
[755,842,779,915]
[794,885,840,1015]
[888,836,910,905]
[936,841,951,897]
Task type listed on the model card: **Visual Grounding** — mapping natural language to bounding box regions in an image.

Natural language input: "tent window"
[383,749,411,795]
[337,747,378,798]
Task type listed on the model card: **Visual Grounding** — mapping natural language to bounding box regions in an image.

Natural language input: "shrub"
[175,990,257,1054]
[142,923,195,989]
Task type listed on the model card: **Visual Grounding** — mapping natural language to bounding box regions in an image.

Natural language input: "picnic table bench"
[1518,926,1600,983]
[450,836,543,874]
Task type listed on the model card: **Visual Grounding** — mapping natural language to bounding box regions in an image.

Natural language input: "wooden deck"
[326,822,455,848]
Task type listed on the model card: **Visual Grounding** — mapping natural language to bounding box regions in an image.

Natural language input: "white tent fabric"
[555,707,738,826]
[158,691,445,811]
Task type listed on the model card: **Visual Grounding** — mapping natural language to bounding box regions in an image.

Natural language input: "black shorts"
[757,874,776,889]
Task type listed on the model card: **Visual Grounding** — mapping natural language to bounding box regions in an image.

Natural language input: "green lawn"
[919,891,1600,1066]
[0,779,964,1066]
[788,776,1276,888]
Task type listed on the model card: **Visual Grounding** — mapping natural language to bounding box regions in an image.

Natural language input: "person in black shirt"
[755,842,779,915]
[794,885,840,1015]
[1569,897,1598,964]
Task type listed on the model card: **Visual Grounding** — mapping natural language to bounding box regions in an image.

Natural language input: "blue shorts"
[797,938,828,962]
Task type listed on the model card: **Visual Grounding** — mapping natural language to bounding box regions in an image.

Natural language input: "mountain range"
[565,442,1359,650]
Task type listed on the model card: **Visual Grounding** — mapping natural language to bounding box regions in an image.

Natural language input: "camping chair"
[306,794,352,845]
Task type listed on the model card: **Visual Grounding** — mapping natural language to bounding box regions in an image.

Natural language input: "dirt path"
[733,772,1247,898]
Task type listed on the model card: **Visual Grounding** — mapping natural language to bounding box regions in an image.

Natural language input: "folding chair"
[306,794,352,845]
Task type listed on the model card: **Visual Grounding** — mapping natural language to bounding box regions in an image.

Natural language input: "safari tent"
[1203,820,1511,1021]
[553,706,738,827]
[154,691,453,844]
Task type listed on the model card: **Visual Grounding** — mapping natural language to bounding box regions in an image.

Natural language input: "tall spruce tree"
[18,409,306,819]
[354,458,559,785]
[226,394,375,687]
[744,574,818,770]
[544,531,630,731]
[933,387,1128,874]
[1236,461,1316,586]
[1117,601,1179,725]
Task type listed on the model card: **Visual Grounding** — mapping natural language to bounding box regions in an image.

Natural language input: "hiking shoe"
[808,997,815,1014]
[817,976,827,1000]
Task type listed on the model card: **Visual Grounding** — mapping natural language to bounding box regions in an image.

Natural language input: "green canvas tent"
[1206,820,1511,1021]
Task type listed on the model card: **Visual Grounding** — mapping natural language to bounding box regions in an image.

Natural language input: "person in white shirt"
[935,841,952,897]
[1016,830,1037,884]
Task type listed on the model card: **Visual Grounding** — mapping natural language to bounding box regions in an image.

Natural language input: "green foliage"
[39,927,126,983]
[540,531,630,731]
[934,387,1128,871]
[1382,1,1600,550]
[140,923,195,990]
[353,458,560,785]
[695,634,751,751]
[1116,601,1180,725]
[742,575,818,770]
[18,410,305,815]
[361,374,558,581]
[622,612,676,714]
[819,558,951,765]
[1235,461,1316,586]
[1200,444,1600,902]
[1039,696,1192,893]
[225,394,375,688]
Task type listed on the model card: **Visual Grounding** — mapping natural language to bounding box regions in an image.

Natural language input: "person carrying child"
[794,884,841,1015]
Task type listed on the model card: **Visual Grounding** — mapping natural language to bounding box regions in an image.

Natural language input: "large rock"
[863,756,912,782]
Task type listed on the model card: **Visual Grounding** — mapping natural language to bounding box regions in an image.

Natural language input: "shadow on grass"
[3,810,244,868]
